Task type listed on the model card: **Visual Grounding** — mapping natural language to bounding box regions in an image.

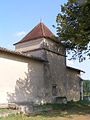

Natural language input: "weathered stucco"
[15,37,81,103]
[0,55,28,104]
[66,68,80,101]
[0,36,81,106]
[43,50,80,102]
[43,51,66,102]
[0,53,44,105]
[24,49,47,61]
[43,38,65,56]
[42,39,81,102]
[15,38,44,52]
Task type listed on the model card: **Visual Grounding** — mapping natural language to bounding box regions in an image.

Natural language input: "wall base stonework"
[0,104,8,109]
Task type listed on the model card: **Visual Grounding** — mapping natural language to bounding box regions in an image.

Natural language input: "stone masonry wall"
[43,39,81,102]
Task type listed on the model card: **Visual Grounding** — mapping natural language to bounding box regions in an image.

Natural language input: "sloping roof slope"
[14,22,54,45]
[67,66,85,73]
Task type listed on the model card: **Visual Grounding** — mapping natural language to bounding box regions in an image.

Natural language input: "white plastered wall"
[0,53,45,105]
[0,56,28,104]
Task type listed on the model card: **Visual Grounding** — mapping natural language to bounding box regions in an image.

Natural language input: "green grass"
[0,108,13,113]
[0,100,90,120]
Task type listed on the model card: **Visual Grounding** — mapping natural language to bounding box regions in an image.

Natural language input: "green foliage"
[56,0,90,61]
[83,80,90,96]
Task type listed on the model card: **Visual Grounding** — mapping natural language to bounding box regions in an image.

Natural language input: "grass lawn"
[0,101,90,120]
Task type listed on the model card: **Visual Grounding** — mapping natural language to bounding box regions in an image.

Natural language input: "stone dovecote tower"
[14,22,65,60]
[14,22,81,104]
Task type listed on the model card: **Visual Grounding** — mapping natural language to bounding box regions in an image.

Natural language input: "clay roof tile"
[14,22,54,45]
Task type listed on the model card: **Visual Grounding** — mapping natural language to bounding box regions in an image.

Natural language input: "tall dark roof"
[14,22,55,45]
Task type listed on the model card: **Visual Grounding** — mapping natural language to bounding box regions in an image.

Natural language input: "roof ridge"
[40,22,45,36]
[17,24,39,42]
[14,22,55,45]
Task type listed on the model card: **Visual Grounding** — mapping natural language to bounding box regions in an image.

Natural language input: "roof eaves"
[0,47,47,62]
[66,66,85,73]
[14,36,57,45]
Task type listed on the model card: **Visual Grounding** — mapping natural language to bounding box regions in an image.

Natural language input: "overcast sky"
[0,0,90,80]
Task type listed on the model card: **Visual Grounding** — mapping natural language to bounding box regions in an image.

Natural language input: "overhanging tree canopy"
[56,0,90,61]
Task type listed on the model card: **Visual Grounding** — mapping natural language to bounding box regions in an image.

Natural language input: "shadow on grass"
[34,100,90,118]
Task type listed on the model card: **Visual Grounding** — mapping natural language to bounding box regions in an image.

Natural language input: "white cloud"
[16,31,26,36]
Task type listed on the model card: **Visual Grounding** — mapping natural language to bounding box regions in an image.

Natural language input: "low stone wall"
[19,104,52,115]
[6,103,52,115]
[0,104,8,109]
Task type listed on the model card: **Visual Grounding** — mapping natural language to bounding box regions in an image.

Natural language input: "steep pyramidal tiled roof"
[14,22,54,44]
